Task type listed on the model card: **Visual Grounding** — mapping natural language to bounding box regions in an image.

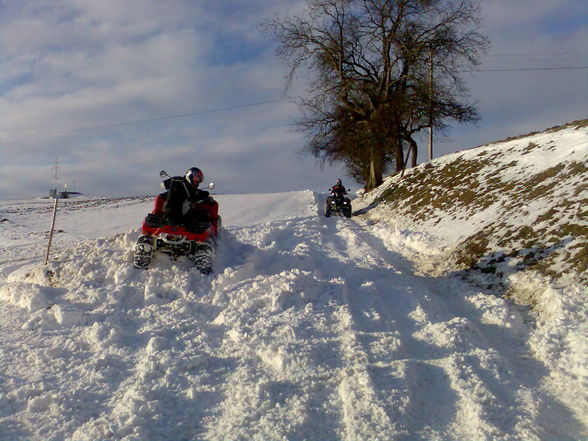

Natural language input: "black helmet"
[185,167,204,187]
[336,179,342,185]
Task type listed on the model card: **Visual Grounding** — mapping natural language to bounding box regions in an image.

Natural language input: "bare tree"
[266,0,488,190]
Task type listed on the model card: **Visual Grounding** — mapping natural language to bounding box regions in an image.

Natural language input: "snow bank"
[508,273,588,424]
[353,122,588,435]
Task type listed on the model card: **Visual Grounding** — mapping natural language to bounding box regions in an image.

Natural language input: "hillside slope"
[355,119,587,286]
[353,120,588,435]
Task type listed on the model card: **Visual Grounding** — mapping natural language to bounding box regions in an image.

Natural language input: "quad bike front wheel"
[134,235,154,269]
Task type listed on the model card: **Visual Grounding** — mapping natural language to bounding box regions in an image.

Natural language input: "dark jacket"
[330,183,347,198]
[158,177,216,225]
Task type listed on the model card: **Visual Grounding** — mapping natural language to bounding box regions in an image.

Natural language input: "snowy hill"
[0,160,587,438]
[353,119,588,436]
[356,119,587,286]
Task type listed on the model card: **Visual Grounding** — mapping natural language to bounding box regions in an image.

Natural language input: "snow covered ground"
[0,190,585,440]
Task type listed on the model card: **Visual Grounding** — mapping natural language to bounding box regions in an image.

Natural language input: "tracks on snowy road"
[0,192,583,440]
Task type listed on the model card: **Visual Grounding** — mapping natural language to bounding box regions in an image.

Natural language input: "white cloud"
[480,0,586,35]
[0,0,586,199]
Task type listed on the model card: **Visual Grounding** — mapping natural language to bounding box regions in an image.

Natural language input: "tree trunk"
[365,145,384,190]
[394,142,404,173]
[407,135,418,168]
[400,135,418,178]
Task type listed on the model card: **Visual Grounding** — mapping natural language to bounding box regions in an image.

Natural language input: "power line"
[491,34,588,43]
[0,64,586,140]
[485,52,588,57]
[0,97,288,140]
[463,66,588,72]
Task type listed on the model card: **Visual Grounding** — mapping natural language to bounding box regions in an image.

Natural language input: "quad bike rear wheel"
[190,240,215,274]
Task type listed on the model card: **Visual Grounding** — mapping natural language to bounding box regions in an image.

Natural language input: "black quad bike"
[324,191,352,218]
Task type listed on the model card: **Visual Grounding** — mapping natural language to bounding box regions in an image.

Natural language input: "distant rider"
[151,167,219,233]
[330,179,347,200]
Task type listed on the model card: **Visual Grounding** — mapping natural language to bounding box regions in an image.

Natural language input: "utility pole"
[45,158,60,264]
[428,46,434,161]
[52,157,59,197]
[44,197,59,265]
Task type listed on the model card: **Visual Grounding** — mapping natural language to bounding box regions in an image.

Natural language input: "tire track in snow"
[2,192,582,440]
[327,220,430,440]
[201,219,353,440]
[209,211,411,440]
[333,218,580,441]
[333,220,519,439]
[156,204,574,441]
[213,212,483,440]
[331,299,406,440]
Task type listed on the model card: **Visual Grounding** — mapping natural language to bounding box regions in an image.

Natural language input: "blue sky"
[0,0,586,199]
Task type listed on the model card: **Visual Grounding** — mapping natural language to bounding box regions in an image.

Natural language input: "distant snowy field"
[0,191,585,440]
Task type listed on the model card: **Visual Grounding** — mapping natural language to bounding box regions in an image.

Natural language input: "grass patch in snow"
[362,120,588,286]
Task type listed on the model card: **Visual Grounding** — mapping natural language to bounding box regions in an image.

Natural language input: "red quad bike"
[133,171,221,274]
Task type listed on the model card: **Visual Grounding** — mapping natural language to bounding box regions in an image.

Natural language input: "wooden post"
[44,197,59,265]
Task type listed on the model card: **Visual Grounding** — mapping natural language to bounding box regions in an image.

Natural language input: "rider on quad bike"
[133,167,220,272]
[324,179,352,218]
[154,167,219,233]
[331,179,347,199]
